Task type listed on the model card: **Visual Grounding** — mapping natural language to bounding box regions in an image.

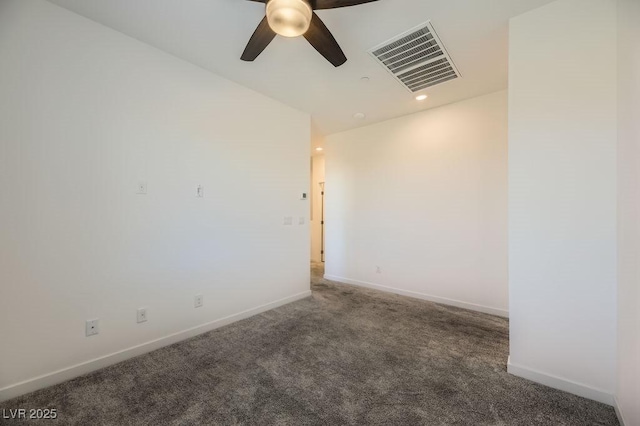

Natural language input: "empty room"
[0,0,638,424]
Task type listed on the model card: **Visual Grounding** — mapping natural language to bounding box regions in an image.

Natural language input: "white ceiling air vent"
[368,21,461,93]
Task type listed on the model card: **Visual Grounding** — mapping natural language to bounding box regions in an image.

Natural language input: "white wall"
[0,0,310,400]
[310,154,325,263]
[616,0,640,423]
[508,0,617,404]
[324,91,508,317]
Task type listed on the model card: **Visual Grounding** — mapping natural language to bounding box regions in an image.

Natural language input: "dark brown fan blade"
[303,12,347,67]
[241,16,276,61]
[312,0,379,10]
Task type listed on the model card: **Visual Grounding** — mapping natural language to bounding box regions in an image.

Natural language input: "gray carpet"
[1,263,618,425]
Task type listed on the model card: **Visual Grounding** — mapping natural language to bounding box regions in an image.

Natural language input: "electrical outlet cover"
[86,319,99,337]
[137,308,148,323]
[137,182,147,195]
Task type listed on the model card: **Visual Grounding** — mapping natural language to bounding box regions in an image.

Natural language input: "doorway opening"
[319,182,325,263]
[311,154,325,265]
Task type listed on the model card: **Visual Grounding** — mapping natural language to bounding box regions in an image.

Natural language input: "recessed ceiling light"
[360,77,370,83]
[416,94,428,101]
[353,112,366,120]
[315,147,323,152]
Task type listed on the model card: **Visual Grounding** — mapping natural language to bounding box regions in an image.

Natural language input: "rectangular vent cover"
[368,21,461,93]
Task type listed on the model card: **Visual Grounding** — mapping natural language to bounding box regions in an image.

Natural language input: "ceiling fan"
[241,0,379,67]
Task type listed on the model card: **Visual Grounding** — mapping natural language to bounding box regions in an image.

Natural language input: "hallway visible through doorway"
[311,152,325,263]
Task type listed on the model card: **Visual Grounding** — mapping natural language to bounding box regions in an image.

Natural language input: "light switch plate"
[194,295,203,308]
[137,308,148,323]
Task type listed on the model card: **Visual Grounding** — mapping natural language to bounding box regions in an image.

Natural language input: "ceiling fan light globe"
[266,0,312,38]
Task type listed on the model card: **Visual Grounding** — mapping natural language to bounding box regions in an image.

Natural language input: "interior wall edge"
[324,275,509,318]
[507,356,614,406]
[613,396,628,426]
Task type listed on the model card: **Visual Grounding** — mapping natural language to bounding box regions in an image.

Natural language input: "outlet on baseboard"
[194,295,204,308]
[85,319,99,337]
[137,308,148,323]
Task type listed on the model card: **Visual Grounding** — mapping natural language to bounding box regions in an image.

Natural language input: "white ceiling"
[46,0,553,135]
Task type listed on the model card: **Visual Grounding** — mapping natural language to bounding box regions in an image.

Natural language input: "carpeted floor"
[1,263,618,425]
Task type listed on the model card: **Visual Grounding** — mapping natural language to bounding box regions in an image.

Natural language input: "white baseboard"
[507,356,614,406]
[323,274,508,318]
[0,290,312,403]
[614,396,627,426]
